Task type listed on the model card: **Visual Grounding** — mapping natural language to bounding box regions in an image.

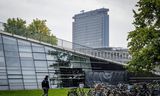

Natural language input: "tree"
[28,18,57,45]
[3,18,27,36]
[28,18,50,35]
[127,0,160,73]
[3,18,57,45]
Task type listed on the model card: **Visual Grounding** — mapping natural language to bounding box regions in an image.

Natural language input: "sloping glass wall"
[0,33,92,90]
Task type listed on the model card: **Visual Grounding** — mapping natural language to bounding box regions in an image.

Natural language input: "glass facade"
[73,8,109,48]
[0,34,92,90]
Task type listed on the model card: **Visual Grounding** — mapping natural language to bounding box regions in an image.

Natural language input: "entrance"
[60,68,85,87]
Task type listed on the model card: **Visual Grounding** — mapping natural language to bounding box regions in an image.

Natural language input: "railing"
[0,29,126,64]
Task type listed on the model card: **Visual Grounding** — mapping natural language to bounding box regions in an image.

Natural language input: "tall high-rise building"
[73,8,109,48]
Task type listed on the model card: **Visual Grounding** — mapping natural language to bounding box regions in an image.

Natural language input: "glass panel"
[4,44,18,51]
[10,85,24,90]
[46,54,56,60]
[33,53,46,60]
[0,57,5,66]
[8,75,22,79]
[19,46,32,52]
[0,51,4,56]
[22,71,35,75]
[0,75,7,79]
[18,39,30,46]
[6,57,20,67]
[24,85,37,89]
[0,86,9,90]
[19,52,32,57]
[9,79,23,85]
[32,43,42,47]
[35,61,47,67]
[32,46,45,52]
[23,75,36,79]
[45,46,56,53]
[0,44,3,51]
[20,57,33,61]
[5,51,19,57]
[2,36,17,45]
[0,35,2,43]
[0,79,8,85]
[7,70,21,74]
[21,60,34,67]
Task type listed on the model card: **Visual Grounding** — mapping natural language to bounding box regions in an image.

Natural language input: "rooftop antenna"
[80,10,85,13]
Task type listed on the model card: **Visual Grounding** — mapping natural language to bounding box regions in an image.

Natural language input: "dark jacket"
[42,79,49,88]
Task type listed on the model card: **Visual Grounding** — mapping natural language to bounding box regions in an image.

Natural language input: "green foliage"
[127,0,160,73]
[3,18,57,45]
[27,18,50,35]
[3,18,27,36]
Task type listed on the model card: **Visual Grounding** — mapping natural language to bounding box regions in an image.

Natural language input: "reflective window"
[7,70,21,74]
[0,35,2,43]
[0,57,5,66]
[46,54,56,60]
[22,71,35,75]
[32,43,42,47]
[5,51,19,57]
[20,57,33,61]
[8,75,22,79]
[24,85,37,89]
[45,46,56,53]
[19,52,32,57]
[0,75,7,79]
[0,79,8,85]
[0,86,9,90]
[10,85,24,90]
[32,46,44,52]
[2,36,17,45]
[35,61,47,67]
[23,75,36,79]
[21,60,34,67]
[6,57,20,67]
[0,44,3,51]
[18,39,30,46]
[0,51,4,56]
[4,44,18,51]
[33,53,46,60]
[19,46,32,52]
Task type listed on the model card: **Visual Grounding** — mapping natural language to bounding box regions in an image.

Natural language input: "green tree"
[28,18,57,45]
[3,18,27,36]
[127,0,160,73]
[28,18,50,35]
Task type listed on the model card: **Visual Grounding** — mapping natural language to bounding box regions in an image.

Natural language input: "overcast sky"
[0,0,138,48]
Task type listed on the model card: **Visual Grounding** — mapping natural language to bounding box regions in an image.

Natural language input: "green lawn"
[0,88,70,96]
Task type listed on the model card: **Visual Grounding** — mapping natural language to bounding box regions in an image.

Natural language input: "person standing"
[42,75,49,96]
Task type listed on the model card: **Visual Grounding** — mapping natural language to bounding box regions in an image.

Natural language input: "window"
[18,39,30,46]
[35,61,47,67]
[19,46,32,52]
[33,53,46,60]
[21,60,34,67]
[0,57,5,66]
[2,36,17,45]
[6,57,20,67]
[19,52,32,57]
[5,51,19,57]
[32,46,45,52]
[4,44,18,51]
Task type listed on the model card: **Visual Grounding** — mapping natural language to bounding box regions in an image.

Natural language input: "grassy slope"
[0,88,70,96]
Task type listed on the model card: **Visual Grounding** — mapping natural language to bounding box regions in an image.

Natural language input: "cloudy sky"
[0,0,138,48]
